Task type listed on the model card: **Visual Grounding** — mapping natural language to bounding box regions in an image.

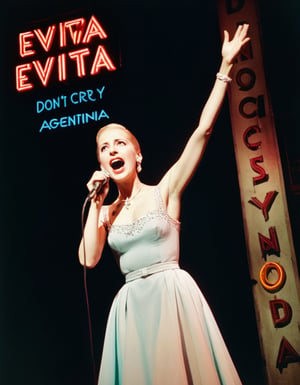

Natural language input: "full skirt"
[98,269,242,385]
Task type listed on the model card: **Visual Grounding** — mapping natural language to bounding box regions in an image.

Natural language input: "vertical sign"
[218,0,300,384]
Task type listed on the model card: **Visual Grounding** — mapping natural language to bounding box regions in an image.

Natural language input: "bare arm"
[161,25,250,218]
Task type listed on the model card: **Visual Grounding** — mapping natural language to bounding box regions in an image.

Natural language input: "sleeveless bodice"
[104,186,180,274]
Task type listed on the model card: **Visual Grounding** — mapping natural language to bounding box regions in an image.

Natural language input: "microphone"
[88,169,110,200]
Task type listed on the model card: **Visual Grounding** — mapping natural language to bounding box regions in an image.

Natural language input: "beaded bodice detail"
[104,186,180,275]
[106,208,179,237]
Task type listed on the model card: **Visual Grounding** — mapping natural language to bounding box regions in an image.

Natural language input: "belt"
[125,261,179,283]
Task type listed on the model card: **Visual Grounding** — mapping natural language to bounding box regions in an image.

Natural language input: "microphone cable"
[81,194,98,385]
[80,171,109,385]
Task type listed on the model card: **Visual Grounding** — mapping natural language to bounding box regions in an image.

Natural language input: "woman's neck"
[117,178,144,200]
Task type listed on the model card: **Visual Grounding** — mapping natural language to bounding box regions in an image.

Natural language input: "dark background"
[1,1,299,385]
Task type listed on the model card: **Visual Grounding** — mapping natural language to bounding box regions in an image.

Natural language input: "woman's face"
[97,127,140,181]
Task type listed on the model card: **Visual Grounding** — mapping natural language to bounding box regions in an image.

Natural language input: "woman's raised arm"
[162,24,250,205]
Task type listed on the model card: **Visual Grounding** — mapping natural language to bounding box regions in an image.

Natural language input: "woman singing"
[79,24,250,385]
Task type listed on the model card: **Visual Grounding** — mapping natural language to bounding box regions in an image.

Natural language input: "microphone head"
[89,169,110,200]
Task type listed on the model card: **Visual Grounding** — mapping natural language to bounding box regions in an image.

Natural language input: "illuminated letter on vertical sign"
[250,156,268,185]
[276,338,300,372]
[243,125,262,150]
[248,191,278,221]
[270,298,292,328]
[259,261,286,292]
[258,227,280,259]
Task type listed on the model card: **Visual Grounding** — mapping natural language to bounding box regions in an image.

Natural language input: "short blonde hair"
[96,123,141,161]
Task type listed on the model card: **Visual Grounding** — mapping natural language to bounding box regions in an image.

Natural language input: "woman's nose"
[109,147,117,155]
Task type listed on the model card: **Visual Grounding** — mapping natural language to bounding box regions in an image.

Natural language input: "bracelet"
[216,72,232,83]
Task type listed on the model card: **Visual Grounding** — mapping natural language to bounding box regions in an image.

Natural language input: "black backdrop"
[2,1,299,385]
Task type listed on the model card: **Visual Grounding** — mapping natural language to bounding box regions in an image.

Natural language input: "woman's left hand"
[222,24,250,65]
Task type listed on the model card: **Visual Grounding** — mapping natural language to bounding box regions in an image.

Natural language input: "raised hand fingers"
[222,23,250,64]
[236,24,250,42]
[240,24,250,43]
[223,30,229,43]
[224,24,250,45]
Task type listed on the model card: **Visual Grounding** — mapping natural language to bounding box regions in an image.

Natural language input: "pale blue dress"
[98,186,242,385]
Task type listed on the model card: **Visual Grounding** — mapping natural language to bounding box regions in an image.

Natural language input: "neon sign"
[16,15,116,91]
[35,85,109,132]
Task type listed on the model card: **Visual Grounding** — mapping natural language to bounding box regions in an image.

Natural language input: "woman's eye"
[118,140,126,146]
[100,145,108,152]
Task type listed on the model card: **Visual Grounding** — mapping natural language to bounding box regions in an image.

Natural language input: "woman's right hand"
[86,169,110,203]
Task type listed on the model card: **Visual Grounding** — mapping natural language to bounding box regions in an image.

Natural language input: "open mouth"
[110,158,125,170]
